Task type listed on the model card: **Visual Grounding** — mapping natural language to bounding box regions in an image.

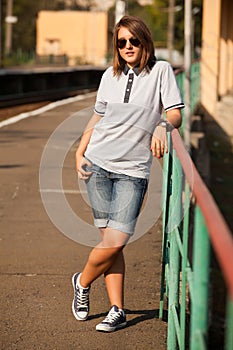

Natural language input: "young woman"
[72,15,184,332]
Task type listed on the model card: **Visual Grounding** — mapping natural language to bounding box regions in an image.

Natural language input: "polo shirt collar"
[123,64,140,76]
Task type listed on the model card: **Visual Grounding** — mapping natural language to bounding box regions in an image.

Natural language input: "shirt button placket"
[124,73,134,103]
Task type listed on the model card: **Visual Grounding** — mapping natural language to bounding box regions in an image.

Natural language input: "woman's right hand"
[75,153,92,180]
[75,113,102,180]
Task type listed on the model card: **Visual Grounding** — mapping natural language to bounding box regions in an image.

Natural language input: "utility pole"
[5,0,13,56]
[167,0,175,63]
[184,0,192,151]
[115,0,126,24]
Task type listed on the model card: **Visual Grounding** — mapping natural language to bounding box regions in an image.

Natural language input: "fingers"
[151,123,168,158]
[77,170,92,180]
[150,137,168,158]
[76,157,93,180]
[84,158,92,168]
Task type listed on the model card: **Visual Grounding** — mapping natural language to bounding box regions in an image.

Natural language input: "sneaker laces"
[103,308,122,323]
[75,287,89,309]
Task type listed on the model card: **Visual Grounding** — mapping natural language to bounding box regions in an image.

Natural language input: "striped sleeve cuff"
[164,103,185,111]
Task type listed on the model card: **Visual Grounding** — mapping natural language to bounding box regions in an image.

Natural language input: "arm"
[150,108,182,158]
[166,108,182,128]
[76,112,102,179]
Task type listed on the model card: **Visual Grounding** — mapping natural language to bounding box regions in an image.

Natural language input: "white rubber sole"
[96,321,127,332]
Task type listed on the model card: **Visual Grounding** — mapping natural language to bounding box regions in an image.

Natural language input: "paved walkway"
[0,93,167,350]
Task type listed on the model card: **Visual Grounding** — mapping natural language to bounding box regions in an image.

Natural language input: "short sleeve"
[94,68,111,116]
[160,62,185,111]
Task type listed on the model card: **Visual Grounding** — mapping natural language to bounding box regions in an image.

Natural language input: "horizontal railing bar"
[171,129,233,300]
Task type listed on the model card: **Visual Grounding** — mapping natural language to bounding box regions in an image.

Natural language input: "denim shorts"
[84,163,148,235]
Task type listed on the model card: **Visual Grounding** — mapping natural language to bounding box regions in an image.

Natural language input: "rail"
[159,65,233,349]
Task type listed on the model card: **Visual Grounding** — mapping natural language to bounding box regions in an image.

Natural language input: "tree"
[144,0,202,54]
[53,0,97,11]
[107,0,202,63]
[1,0,61,54]
[1,0,202,62]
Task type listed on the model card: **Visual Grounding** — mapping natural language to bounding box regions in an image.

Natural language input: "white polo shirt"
[85,60,184,179]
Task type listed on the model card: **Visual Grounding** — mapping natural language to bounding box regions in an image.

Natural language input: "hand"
[150,124,168,158]
[76,153,92,180]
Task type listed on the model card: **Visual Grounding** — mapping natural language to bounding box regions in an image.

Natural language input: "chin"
[126,60,137,66]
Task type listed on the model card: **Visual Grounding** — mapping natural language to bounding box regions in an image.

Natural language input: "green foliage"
[192,0,203,52]
[2,0,54,54]
[12,0,39,52]
[1,0,106,57]
[3,49,35,67]
[1,0,203,65]
[126,0,202,54]
[128,0,168,45]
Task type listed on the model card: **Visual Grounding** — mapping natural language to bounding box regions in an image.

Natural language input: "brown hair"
[113,15,156,76]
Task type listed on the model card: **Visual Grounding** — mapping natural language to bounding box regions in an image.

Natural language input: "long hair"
[113,15,156,77]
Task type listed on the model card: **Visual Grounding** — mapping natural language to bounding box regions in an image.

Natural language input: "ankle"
[117,303,123,310]
[78,273,89,289]
[111,304,124,312]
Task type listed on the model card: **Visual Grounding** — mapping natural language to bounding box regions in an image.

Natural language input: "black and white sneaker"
[72,272,90,321]
[96,305,127,332]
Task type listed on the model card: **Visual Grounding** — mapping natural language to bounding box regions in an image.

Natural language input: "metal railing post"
[190,206,210,349]
[160,133,172,318]
[180,183,191,350]
[167,150,183,349]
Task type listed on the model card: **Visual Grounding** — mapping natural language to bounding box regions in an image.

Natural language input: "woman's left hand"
[150,124,168,158]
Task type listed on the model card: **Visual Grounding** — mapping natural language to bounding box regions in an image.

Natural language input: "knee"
[100,228,129,249]
[88,246,122,268]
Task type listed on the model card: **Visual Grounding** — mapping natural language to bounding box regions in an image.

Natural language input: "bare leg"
[80,227,129,293]
[104,250,125,309]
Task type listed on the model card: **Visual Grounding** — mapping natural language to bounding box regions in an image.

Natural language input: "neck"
[127,63,139,69]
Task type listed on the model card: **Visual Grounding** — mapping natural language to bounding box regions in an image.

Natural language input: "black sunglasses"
[117,37,141,49]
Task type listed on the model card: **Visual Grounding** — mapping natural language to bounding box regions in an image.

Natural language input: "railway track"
[0,101,51,122]
[0,88,93,123]
[0,66,105,111]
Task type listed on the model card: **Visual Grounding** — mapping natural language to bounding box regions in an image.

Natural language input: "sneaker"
[96,305,127,332]
[72,272,90,321]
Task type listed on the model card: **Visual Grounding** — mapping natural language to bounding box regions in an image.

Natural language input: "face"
[117,27,142,68]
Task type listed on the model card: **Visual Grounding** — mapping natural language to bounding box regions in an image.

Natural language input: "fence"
[159,64,233,349]
[2,50,35,67]
[175,62,200,114]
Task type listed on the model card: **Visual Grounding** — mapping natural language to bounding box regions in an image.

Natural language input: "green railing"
[159,65,233,349]
[175,61,200,114]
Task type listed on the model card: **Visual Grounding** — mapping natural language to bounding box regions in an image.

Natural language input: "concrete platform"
[0,93,167,349]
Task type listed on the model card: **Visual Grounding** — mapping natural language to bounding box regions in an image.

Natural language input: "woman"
[72,15,184,332]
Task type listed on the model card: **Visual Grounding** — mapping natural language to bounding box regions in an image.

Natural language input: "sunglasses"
[117,37,141,49]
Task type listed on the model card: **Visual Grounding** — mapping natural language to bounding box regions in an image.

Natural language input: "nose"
[126,39,133,49]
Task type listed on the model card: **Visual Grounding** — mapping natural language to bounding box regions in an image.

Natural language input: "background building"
[199,0,233,232]
[36,10,108,66]
[201,0,233,134]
